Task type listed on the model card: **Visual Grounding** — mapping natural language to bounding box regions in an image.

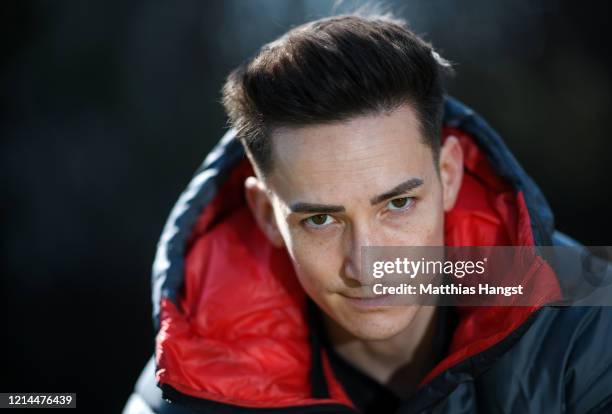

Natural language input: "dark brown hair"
[222,13,452,176]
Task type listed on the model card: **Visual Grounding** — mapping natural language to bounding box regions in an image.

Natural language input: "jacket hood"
[150,96,562,411]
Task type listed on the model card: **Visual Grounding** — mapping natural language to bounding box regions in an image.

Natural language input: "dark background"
[2,1,611,412]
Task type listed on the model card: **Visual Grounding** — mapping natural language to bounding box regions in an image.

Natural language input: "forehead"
[267,104,434,203]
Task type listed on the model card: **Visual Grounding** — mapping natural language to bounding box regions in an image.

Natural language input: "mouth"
[338,290,393,308]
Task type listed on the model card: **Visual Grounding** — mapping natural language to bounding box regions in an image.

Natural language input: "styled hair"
[222,13,453,176]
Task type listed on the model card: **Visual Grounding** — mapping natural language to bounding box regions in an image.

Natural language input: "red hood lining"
[155,128,562,409]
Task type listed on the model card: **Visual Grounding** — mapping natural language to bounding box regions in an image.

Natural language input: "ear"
[244,176,285,248]
[438,135,464,212]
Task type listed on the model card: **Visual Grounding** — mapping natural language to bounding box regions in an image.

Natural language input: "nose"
[341,221,375,285]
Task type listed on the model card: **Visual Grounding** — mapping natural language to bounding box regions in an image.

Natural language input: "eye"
[387,197,414,211]
[303,214,334,228]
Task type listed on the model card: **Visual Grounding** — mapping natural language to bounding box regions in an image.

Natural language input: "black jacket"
[123,97,612,414]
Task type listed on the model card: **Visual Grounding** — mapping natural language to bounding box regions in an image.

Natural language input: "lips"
[341,293,388,300]
[337,288,396,309]
[339,287,384,300]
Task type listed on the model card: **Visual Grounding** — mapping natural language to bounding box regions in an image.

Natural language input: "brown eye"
[388,197,414,211]
[311,214,328,225]
[305,214,333,227]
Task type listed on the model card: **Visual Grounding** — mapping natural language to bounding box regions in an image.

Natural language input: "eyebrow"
[369,177,424,205]
[289,202,345,214]
[288,177,424,214]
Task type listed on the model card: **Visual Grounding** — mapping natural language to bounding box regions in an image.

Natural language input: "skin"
[244,103,464,396]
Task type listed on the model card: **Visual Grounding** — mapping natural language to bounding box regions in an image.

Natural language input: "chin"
[338,306,417,341]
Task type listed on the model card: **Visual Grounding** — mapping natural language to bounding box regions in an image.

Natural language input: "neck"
[323,306,440,398]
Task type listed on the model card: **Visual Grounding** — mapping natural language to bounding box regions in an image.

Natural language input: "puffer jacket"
[123,97,612,414]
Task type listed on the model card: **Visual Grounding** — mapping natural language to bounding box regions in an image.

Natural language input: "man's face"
[246,104,463,340]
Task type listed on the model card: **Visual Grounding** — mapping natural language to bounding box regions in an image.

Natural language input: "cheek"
[423,195,445,242]
[287,231,343,296]
[388,195,445,246]
[417,184,446,245]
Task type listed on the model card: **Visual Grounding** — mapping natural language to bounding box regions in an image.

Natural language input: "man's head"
[222,14,464,341]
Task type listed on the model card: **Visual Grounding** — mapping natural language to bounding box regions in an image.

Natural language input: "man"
[124,14,612,414]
